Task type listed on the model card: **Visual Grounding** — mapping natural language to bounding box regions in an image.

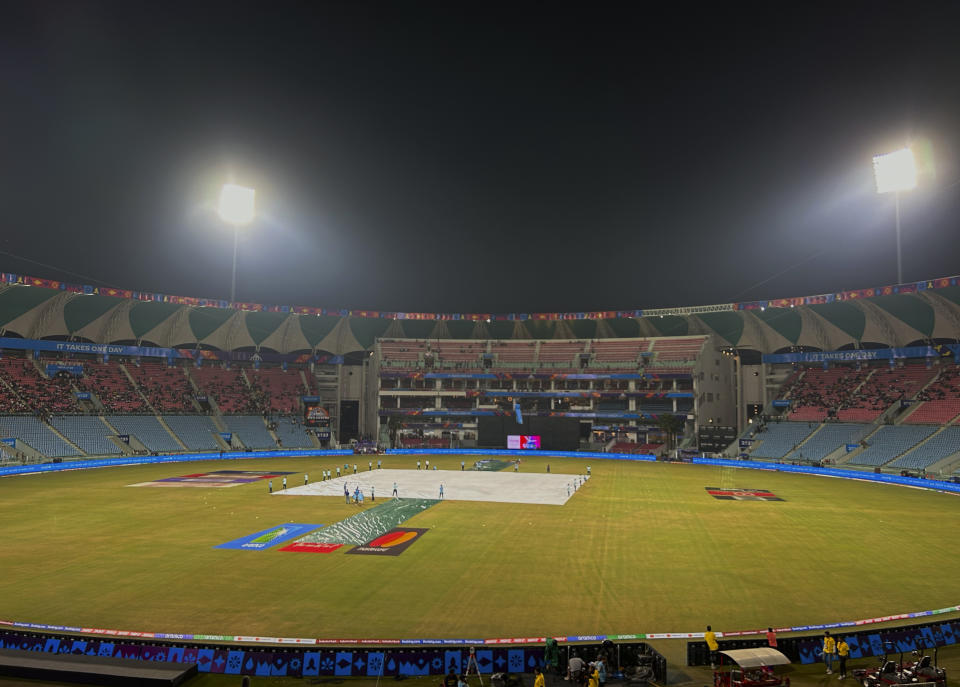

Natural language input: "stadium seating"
[247,367,306,414]
[891,427,960,470]
[272,417,314,448]
[610,441,662,454]
[846,425,938,467]
[784,423,868,462]
[380,340,428,367]
[0,359,32,413]
[50,415,119,455]
[748,422,819,459]
[0,415,80,457]
[105,415,183,453]
[650,337,706,362]
[1,358,78,415]
[191,366,261,414]
[162,415,222,451]
[492,341,536,363]
[126,362,195,413]
[75,361,147,413]
[223,415,276,449]
[538,341,587,364]
[781,367,867,421]
[434,342,484,365]
[837,364,934,422]
[904,365,960,424]
[591,339,650,363]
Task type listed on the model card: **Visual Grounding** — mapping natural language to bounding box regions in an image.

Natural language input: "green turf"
[1,455,959,641]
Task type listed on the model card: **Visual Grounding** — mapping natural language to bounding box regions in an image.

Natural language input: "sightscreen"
[478,416,579,451]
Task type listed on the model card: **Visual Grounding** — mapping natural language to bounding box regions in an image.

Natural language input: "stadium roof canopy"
[1,274,959,356]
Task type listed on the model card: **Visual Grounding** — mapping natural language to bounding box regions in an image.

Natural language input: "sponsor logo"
[130,470,295,488]
[346,528,428,556]
[278,542,343,553]
[706,487,783,501]
[215,523,323,550]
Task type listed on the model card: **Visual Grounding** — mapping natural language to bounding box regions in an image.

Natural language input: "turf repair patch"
[346,528,428,556]
[215,523,323,550]
[706,487,784,501]
[130,470,295,488]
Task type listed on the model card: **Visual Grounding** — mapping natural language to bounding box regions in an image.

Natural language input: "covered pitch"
[275,468,582,505]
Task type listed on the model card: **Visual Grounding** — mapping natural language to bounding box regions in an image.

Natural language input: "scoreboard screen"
[507,434,541,450]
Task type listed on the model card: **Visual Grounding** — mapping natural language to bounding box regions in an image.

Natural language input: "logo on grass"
[131,470,295,488]
[706,487,783,501]
[346,527,428,556]
[279,542,343,553]
[215,523,323,550]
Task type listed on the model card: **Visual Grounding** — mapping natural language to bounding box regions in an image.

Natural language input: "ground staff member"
[837,637,850,679]
[822,631,837,674]
[533,668,544,687]
[705,626,719,669]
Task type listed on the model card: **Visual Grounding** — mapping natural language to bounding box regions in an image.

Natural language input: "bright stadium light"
[873,147,918,284]
[217,183,256,302]
[218,183,256,225]
[873,148,917,194]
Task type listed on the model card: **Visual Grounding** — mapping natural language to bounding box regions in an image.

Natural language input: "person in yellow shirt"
[837,637,850,679]
[588,664,599,687]
[534,667,545,687]
[822,631,837,674]
[705,625,719,669]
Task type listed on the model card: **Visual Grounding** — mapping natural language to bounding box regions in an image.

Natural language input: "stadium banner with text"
[762,345,939,364]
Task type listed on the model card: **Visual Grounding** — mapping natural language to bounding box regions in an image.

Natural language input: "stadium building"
[0,272,960,475]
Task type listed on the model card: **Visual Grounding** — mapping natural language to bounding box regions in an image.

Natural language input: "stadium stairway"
[44,421,85,457]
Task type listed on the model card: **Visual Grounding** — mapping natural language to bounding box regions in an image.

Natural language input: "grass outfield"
[1,453,959,640]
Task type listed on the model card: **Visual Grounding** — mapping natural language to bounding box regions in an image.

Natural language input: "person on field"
[567,653,584,682]
[268,480,273,493]
[588,663,599,687]
[393,481,398,497]
[282,476,287,490]
[837,636,850,679]
[439,483,444,499]
[534,667,544,687]
[822,631,837,674]
[344,484,350,504]
[445,670,458,687]
[766,627,777,647]
[705,626,719,669]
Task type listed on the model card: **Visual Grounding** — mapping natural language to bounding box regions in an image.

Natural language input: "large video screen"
[478,417,579,451]
[304,401,330,427]
[507,434,541,450]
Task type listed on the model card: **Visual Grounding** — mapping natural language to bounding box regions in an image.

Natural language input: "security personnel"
[837,636,850,679]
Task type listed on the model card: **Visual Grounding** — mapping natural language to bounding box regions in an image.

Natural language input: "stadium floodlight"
[217,183,256,302]
[218,183,256,225]
[872,147,917,285]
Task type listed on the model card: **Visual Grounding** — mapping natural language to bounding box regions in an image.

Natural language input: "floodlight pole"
[231,226,239,303]
[895,191,903,285]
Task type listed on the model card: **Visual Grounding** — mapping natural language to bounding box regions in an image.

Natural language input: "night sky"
[3,1,960,313]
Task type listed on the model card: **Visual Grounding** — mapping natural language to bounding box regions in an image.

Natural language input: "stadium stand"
[105,415,183,453]
[191,366,260,414]
[846,425,938,467]
[1,358,78,415]
[50,416,118,456]
[162,415,221,451]
[785,423,869,462]
[223,415,276,448]
[904,365,960,424]
[781,367,867,422]
[748,422,819,459]
[380,340,428,367]
[74,361,147,413]
[650,337,707,361]
[126,361,195,413]
[0,359,32,413]
[434,341,484,367]
[891,426,960,470]
[591,339,650,365]
[247,367,306,414]
[836,363,934,422]
[538,341,587,365]
[0,415,80,457]
[272,417,314,448]
[492,341,536,364]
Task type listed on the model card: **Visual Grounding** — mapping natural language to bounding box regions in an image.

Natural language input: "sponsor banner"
[763,345,938,364]
[216,523,323,551]
[738,438,754,448]
[846,444,859,453]
[772,399,791,408]
[46,363,83,377]
[643,303,735,317]
[75,391,92,400]
[279,542,343,554]
[347,528,427,556]
[705,487,783,501]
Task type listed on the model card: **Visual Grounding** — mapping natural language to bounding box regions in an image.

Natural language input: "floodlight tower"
[872,147,917,284]
[217,183,256,302]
